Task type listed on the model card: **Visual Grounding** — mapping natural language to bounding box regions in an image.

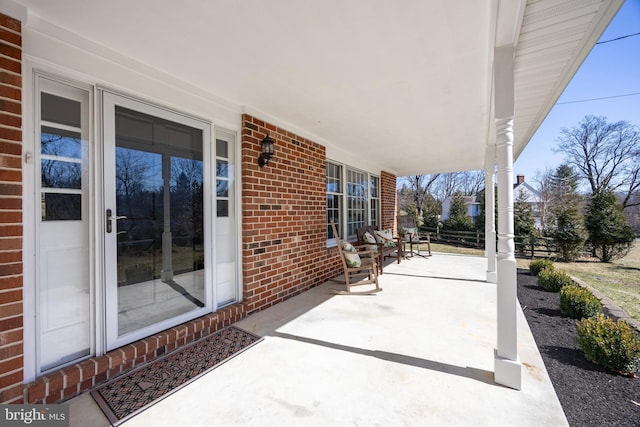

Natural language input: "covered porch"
[0,0,625,407]
[68,253,567,426]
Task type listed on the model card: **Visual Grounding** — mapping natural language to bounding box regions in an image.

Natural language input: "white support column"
[494,45,521,390]
[485,147,497,284]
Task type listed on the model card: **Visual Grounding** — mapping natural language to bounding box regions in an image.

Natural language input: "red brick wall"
[24,113,381,403]
[381,171,397,234]
[0,13,23,404]
[241,114,340,313]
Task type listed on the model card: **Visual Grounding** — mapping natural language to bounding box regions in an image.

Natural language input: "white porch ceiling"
[16,0,622,176]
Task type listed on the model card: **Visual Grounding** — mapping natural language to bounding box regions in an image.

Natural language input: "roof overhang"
[11,0,624,175]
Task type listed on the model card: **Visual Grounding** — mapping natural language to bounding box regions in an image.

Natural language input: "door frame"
[23,66,243,381]
[101,89,215,351]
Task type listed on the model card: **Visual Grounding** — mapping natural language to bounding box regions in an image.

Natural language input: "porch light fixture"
[258,133,275,167]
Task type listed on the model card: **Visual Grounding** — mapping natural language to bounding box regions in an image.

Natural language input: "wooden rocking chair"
[330,220,381,295]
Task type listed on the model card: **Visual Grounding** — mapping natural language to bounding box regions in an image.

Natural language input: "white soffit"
[513,0,624,160]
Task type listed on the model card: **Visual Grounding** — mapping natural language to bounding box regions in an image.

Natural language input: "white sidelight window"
[35,75,93,373]
[214,129,238,307]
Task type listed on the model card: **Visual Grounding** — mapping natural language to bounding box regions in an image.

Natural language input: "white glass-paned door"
[103,92,212,350]
[36,76,92,372]
[214,130,237,306]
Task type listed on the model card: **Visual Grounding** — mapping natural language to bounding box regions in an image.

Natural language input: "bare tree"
[401,174,440,216]
[397,184,415,215]
[171,157,203,189]
[459,170,485,196]
[399,171,484,222]
[431,172,460,202]
[556,115,640,208]
[115,148,150,218]
[533,167,554,233]
[429,170,484,202]
[620,155,640,208]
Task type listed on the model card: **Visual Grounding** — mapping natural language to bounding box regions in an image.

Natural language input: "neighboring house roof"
[514,182,542,202]
[12,0,623,176]
[441,195,477,205]
[466,196,480,204]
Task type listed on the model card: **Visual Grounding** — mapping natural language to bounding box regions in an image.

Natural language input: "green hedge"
[559,285,602,319]
[537,268,572,292]
[529,259,554,276]
[577,314,640,375]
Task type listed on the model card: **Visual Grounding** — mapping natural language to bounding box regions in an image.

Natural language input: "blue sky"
[514,0,640,183]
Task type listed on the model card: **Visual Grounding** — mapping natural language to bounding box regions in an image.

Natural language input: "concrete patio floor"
[68,253,568,426]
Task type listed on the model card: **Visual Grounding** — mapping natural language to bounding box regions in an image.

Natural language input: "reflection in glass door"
[103,93,211,349]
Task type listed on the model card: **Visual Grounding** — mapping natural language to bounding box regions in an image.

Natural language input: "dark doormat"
[91,326,263,425]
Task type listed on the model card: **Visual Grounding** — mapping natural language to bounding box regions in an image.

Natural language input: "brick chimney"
[516,174,525,185]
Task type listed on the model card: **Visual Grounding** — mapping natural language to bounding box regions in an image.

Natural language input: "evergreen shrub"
[537,268,572,292]
[559,285,602,319]
[529,259,554,276]
[577,314,640,375]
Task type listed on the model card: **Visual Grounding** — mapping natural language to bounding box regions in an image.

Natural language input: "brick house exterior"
[240,115,339,313]
[0,0,622,402]
[0,11,398,402]
[0,13,24,404]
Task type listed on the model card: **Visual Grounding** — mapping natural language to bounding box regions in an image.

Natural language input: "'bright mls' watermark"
[1,405,69,426]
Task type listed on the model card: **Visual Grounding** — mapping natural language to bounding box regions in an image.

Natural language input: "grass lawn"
[535,243,640,323]
[429,242,484,256]
[427,241,640,323]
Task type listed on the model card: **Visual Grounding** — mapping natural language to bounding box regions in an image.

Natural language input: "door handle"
[106,209,127,233]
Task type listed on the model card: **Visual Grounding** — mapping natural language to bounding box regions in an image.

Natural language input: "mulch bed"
[517,269,640,426]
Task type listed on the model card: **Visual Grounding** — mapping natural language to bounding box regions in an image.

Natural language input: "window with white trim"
[326,161,342,241]
[326,160,380,244]
[346,168,367,240]
[370,175,380,228]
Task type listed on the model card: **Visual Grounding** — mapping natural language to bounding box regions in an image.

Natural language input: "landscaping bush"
[576,314,640,375]
[559,285,602,319]
[529,259,554,276]
[537,268,573,292]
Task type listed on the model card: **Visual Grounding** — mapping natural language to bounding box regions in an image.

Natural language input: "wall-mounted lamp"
[258,134,275,167]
